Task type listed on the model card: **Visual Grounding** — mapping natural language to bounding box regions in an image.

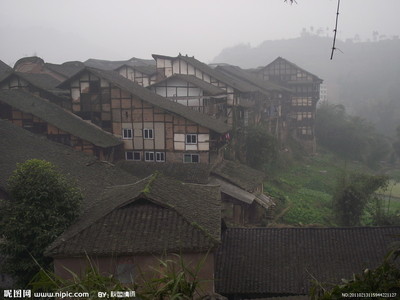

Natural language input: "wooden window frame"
[143,128,154,139]
[122,128,133,139]
[185,134,197,144]
[155,152,165,162]
[183,153,200,163]
[145,151,155,162]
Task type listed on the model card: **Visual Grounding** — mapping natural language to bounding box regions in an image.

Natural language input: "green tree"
[0,159,81,286]
[332,172,389,226]
[316,102,391,166]
[245,125,279,171]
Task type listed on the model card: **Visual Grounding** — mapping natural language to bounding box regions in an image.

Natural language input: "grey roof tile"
[0,119,138,211]
[46,173,221,256]
[0,89,121,148]
[215,227,400,295]
[211,160,265,192]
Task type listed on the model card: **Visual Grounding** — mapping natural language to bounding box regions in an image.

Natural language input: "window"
[186,134,197,144]
[298,127,313,136]
[296,112,313,121]
[145,151,155,161]
[143,128,153,139]
[156,152,165,162]
[125,151,141,161]
[122,128,133,139]
[291,97,312,106]
[183,153,200,163]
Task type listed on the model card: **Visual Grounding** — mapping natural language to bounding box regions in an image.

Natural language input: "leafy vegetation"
[245,124,279,172]
[139,253,209,300]
[315,102,392,168]
[332,172,389,226]
[29,254,208,300]
[265,150,400,227]
[0,159,82,286]
[30,259,133,300]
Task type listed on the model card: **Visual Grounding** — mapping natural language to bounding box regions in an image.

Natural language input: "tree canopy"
[245,125,279,172]
[315,102,392,167]
[332,172,389,227]
[0,159,82,286]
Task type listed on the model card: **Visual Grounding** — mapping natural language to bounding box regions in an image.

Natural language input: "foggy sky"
[1,0,400,66]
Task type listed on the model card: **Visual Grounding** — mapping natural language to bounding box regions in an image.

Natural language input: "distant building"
[149,73,227,117]
[84,57,157,87]
[253,57,323,153]
[319,83,328,102]
[0,90,122,161]
[0,71,71,109]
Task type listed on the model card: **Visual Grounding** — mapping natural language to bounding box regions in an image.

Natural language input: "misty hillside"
[212,35,400,136]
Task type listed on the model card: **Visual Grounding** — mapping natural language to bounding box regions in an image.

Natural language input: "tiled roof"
[152,54,260,93]
[46,174,221,257]
[59,67,231,134]
[0,71,63,91]
[0,60,12,75]
[0,89,122,148]
[215,227,400,296]
[84,57,155,71]
[0,119,138,211]
[117,161,211,184]
[209,177,274,209]
[260,57,323,83]
[177,55,259,93]
[211,160,265,192]
[149,74,226,96]
[131,64,157,75]
[45,61,85,78]
[215,65,291,93]
[14,72,62,90]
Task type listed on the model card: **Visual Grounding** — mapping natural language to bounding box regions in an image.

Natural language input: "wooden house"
[85,57,157,87]
[45,173,221,295]
[117,159,275,226]
[253,57,323,152]
[215,64,291,139]
[152,54,274,128]
[115,64,157,87]
[210,160,274,226]
[215,226,400,299]
[148,73,227,117]
[58,67,231,164]
[0,90,122,161]
[0,71,71,109]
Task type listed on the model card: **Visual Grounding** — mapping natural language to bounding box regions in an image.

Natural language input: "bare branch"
[330,0,341,60]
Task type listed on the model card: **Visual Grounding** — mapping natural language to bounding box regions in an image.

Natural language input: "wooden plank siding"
[154,56,237,125]
[116,66,154,87]
[255,57,323,152]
